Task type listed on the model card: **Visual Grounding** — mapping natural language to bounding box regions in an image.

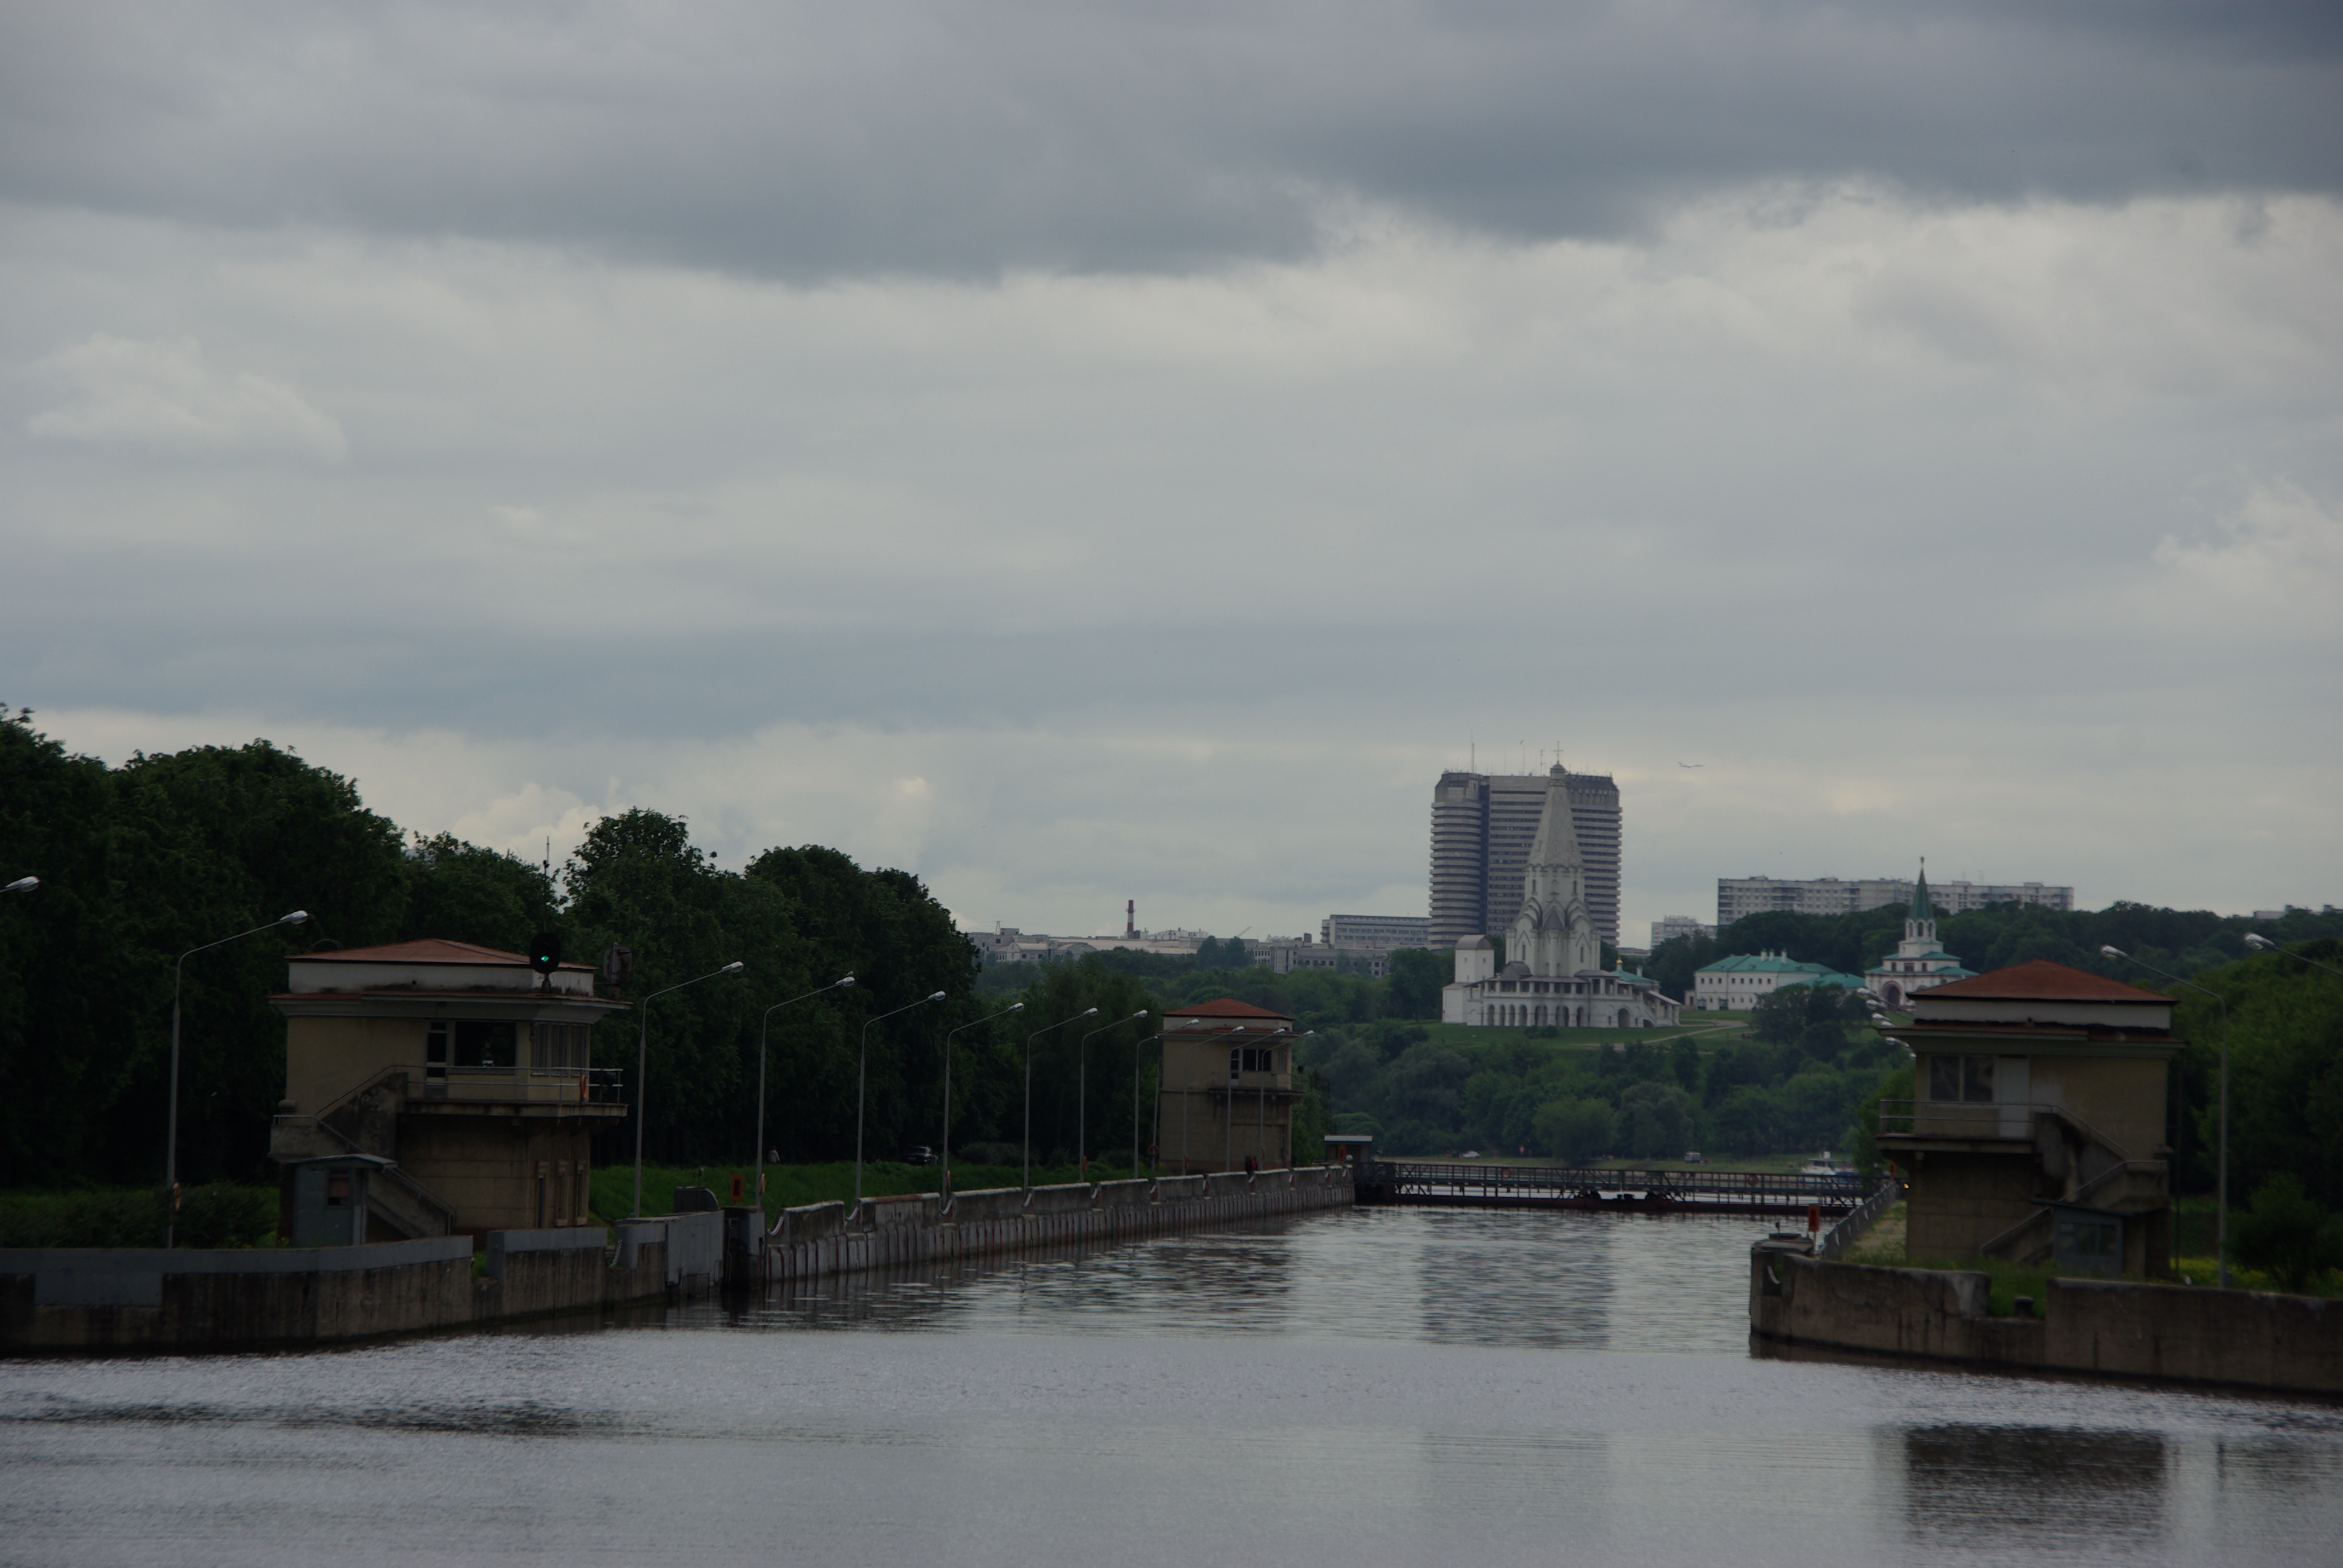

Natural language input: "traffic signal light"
[529,932,563,975]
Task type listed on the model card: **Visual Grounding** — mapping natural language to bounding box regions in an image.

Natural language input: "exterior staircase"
[1979,1107,2168,1267]
[269,1067,458,1241]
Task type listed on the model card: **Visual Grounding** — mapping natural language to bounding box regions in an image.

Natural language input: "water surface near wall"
[2,1207,2337,1567]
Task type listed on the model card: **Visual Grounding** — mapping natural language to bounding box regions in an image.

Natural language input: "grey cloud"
[2,1,2338,276]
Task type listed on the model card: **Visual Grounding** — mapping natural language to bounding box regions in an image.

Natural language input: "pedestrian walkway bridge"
[1357,1160,1879,1218]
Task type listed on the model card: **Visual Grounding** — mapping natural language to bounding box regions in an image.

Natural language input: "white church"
[1443,765,1682,1030]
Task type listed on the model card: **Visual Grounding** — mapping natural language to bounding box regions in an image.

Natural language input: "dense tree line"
[0,713,1153,1189]
[12,705,2335,1192]
[1295,983,1903,1161]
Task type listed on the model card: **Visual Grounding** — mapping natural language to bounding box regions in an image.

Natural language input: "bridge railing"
[1366,1160,1878,1203]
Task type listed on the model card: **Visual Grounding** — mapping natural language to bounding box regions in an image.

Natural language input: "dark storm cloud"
[2,0,2336,276]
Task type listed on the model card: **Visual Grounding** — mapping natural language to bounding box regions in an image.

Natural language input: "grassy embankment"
[1409,1014,1752,1054]
[0,1184,280,1249]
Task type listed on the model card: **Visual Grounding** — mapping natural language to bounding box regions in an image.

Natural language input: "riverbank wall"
[1749,1241,2343,1396]
[760,1166,1354,1283]
[1,1221,678,1352]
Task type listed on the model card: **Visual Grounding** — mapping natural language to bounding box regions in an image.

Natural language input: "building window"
[1927,1054,1995,1103]
[536,1021,591,1070]
[454,1021,516,1069]
[1230,1046,1277,1074]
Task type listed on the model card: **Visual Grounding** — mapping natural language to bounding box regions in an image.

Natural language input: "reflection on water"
[720,1206,1768,1354]
[2,1206,2339,1567]
[1904,1426,2168,1548]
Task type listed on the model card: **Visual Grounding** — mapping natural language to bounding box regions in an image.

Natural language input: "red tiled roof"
[289,938,589,970]
[1164,996,1294,1022]
[1918,959,2171,1005]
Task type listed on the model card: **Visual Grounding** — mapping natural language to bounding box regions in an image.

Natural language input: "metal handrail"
[422,1063,626,1105]
[1876,1099,2129,1158]
[1817,1179,1904,1258]
[1370,1160,1874,1200]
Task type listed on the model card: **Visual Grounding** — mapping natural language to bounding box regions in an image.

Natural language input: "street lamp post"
[1272,1031,1314,1169]
[2,877,36,893]
[855,990,948,1210]
[168,909,307,1247]
[2102,944,2230,1287]
[2245,932,2343,980]
[1130,1026,1184,1175]
[755,974,854,1218]
[1076,1010,1149,1180]
[940,1002,1024,1199]
[1024,1008,1097,1189]
[633,960,747,1218]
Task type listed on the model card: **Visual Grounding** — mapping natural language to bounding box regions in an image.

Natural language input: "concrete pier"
[1749,1240,2343,1395]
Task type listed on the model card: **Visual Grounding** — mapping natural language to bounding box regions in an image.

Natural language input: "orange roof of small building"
[290,938,590,970]
[1164,996,1294,1021]
[1918,959,2170,1005]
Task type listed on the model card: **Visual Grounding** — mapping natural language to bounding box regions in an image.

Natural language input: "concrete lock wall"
[1,1227,673,1352]
[0,1236,479,1351]
[1750,1246,2343,1396]
[760,1165,1355,1285]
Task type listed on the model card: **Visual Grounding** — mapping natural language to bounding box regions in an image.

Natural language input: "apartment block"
[1716,875,2073,928]
[1319,914,1431,951]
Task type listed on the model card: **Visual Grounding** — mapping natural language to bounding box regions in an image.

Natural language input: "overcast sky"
[5,1,2339,944]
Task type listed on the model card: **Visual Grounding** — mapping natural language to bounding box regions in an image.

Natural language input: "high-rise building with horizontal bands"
[1429,765,1620,950]
[1715,875,2073,928]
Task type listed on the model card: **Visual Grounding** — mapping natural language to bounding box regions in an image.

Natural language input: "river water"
[3,1207,2338,1566]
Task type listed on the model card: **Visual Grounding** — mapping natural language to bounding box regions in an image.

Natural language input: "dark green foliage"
[999,960,1156,1168]
[2228,1174,2343,1293]
[0,1183,276,1249]
[1384,948,1447,1019]
[1617,1081,1695,1158]
[1643,931,1719,1003]
[1534,1097,1614,1162]
[1749,982,1864,1047]
[1295,1014,1907,1160]
[1191,935,1250,970]
[2169,938,2343,1207]
[0,715,409,1187]
[0,713,991,1189]
[401,833,559,952]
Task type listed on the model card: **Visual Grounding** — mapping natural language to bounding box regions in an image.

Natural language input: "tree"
[1375,1040,1472,1140]
[1534,1096,1614,1163]
[402,834,559,953]
[1644,932,1718,1004]
[1617,1081,1694,1159]
[1193,935,1253,970]
[1751,982,1862,1052]
[1004,959,1156,1168]
[2229,1174,2343,1293]
[1384,948,1447,1019]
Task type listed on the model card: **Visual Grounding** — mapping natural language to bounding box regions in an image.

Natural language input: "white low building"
[1691,952,1863,1010]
